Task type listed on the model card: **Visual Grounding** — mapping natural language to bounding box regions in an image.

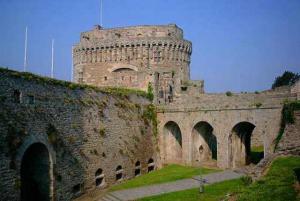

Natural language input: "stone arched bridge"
[157,87,296,169]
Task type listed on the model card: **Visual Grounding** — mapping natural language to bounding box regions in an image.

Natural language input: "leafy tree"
[272,71,300,89]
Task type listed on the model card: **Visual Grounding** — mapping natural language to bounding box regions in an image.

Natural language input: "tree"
[272,71,300,89]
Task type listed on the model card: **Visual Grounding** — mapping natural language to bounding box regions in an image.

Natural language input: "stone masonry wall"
[0,68,158,201]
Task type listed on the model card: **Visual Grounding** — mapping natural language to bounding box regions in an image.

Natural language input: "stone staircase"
[98,193,123,201]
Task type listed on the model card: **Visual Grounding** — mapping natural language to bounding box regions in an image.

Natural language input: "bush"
[226,91,233,96]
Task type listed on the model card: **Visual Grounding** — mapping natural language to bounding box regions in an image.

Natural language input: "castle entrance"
[21,143,51,201]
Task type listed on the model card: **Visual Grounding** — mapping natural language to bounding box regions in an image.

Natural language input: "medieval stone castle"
[0,24,299,201]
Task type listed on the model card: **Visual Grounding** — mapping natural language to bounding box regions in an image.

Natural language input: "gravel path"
[99,170,245,201]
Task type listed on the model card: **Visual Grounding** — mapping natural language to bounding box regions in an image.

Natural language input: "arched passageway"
[163,121,182,164]
[21,143,51,201]
[229,122,255,168]
[192,122,217,166]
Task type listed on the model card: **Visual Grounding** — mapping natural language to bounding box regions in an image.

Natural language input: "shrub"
[226,91,232,96]
[255,102,262,108]
[99,127,106,137]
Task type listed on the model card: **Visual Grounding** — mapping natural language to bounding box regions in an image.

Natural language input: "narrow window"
[148,158,155,172]
[135,161,141,176]
[104,76,107,81]
[116,165,123,181]
[95,168,105,187]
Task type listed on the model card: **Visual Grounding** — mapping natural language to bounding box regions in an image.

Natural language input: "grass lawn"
[138,156,300,201]
[110,164,219,191]
[139,178,246,201]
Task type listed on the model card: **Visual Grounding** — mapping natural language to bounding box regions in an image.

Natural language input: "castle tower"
[73,24,197,103]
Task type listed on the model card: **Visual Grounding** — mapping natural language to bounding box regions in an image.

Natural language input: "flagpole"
[24,26,28,71]
[51,39,54,78]
[100,0,103,26]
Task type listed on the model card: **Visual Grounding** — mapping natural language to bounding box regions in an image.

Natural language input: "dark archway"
[21,143,51,201]
[229,122,255,168]
[163,121,182,164]
[192,122,217,165]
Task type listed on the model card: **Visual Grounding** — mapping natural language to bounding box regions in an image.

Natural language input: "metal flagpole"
[100,0,103,26]
[24,26,28,71]
[51,39,54,78]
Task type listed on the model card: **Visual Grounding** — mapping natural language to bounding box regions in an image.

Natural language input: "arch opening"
[163,121,182,164]
[229,122,256,168]
[192,122,217,166]
[21,143,51,201]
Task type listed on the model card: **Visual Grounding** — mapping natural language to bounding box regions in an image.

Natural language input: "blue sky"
[0,0,299,92]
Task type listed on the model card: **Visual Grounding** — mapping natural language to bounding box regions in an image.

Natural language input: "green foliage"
[272,71,300,89]
[147,82,154,101]
[254,91,260,94]
[99,127,106,137]
[254,102,262,108]
[171,70,175,77]
[142,104,158,136]
[110,164,220,191]
[275,100,300,149]
[225,91,232,96]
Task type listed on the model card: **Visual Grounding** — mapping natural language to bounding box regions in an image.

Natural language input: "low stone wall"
[0,68,158,201]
